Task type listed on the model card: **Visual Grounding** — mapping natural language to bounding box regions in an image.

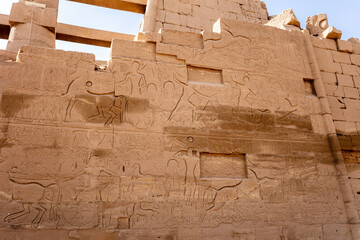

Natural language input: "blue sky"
[0,0,359,60]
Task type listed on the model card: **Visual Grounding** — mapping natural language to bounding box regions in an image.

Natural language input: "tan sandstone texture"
[0,0,360,239]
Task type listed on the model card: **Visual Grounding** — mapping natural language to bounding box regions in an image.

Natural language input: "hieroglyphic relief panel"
[0,14,355,239]
[157,18,312,78]
[154,19,314,127]
[1,22,313,131]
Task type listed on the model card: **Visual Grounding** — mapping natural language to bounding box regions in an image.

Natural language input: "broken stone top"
[306,14,329,36]
[265,8,300,28]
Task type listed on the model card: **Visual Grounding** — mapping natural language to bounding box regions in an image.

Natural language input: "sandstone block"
[350,54,360,66]
[320,26,342,40]
[337,39,353,53]
[265,8,300,28]
[236,13,247,22]
[163,0,179,13]
[310,114,327,134]
[343,109,360,122]
[314,48,342,73]
[0,50,17,62]
[344,98,360,110]
[163,23,188,32]
[311,36,337,50]
[306,14,328,36]
[323,224,352,240]
[18,45,95,70]
[338,135,353,150]
[321,72,337,84]
[332,51,351,64]
[334,121,358,135]
[178,2,192,15]
[193,6,220,20]
[353,136,360,150]
[324,84,344,97]
[259,8,268,20]
[307,97,322,114]
[155,9,166,22]
[204,0,218,9]
[327,96,345,109]
[220,11,237,20]
[161,29,203,48]
[337,74,354,87]
[218,0,242,14]
[9,2,57,31]
[331,108,345,121]
[354,76,360,88]
[295,225,324,240]
[179,14,187,26]
[343,87,360,99]
[349,37,360,44]
[165,12,180,25]
[341,63,360,76]
[110,39,156,61]
[352,42,360,55]
[186,16,211,31]
[6,22,55,51]
[154,21,163,33]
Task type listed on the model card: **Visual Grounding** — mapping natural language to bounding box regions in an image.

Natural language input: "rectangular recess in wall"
[200,153,247,179]
[187,66,223,85]
[304,78,317,96]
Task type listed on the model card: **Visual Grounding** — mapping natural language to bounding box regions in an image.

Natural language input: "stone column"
[135,0,159,41]
[6,0,59,52]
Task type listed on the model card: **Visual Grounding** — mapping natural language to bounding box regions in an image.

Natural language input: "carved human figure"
[76,156,117,201]
[117,61,146,97]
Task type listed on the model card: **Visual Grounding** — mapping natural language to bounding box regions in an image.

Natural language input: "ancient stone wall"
[144,0,268,35]
[312,36,360,225]
[0,0,360,239]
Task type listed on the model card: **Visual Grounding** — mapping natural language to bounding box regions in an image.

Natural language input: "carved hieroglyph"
[0,16,358,239]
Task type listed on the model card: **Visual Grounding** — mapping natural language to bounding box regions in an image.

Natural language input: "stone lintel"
[67,0,147,14]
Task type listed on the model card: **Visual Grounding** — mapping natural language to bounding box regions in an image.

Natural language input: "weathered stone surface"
[311,36,337,50]
[350,54,360,66]
[265,8,300,29]
[323,224,352,240]
[9,2,57,31]
[314,48,342,73]
[110,39,156,60]
[320,26,342,40]
[306,14,329,36]
[337,39,354,53]
[349,37,360,44]
[1,1,360,239]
